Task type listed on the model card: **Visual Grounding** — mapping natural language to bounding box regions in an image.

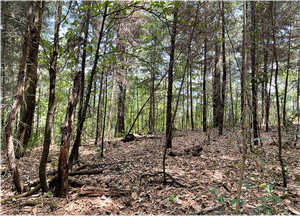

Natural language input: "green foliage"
[163,194,178,203]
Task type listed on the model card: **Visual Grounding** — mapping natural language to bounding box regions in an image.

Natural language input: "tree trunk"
[74,1,90,160]
[16,1,44,158]
[39,1,63,192]
[106,69,116,137]
[5,1,33,193]
[283,19,291,126]
[213,26,221,128]
[219,1,227,135]
[100,73,108,158]
[68,3,108,169]
[2,14,8,134]
[115,40,127,137]
[297,22,300,132]
[236,2,247,213]
[165,4,178,149]
[189,60,194,131]
[164,3,178,182]
[94,72,104,146]
[251,1,259,146]
[186,75,190,131]
[149,54,155,134]
[35,67,42,143]
[266,54,274,133]
[54,71,81,198]
[270,1,287,188]
[203,4,207,132]
[262,23,269,130]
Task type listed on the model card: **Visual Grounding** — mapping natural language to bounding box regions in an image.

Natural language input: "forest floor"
[1,127,300,215]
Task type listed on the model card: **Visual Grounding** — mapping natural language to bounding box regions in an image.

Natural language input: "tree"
[251,1,259,146]
[270,1,287,188]
[203,3,208,132]
[5,2,33,193]
[283,18,292,126]
[115,22,128,137]
[163,2,179,184]
[68,2,108,169]
[165,3,178,149]
[219,1,227,135]
[236,1,248,213]
[16,1,45,158]
[54,71,81,198]
[39,1,63,192]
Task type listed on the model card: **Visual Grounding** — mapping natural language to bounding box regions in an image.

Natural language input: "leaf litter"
[1,127,300,215]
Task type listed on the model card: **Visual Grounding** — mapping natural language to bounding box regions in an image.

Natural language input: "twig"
[140,172,187,188]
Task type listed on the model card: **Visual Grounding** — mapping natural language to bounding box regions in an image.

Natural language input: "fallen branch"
[140,172,187,188]
[79,187,130,197]
[88,161,132,169]
[68,176,90,187]
[1,175,57,204]
[69,169,103,176]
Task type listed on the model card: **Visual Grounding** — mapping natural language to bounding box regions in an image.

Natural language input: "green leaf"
[256,206,265,210]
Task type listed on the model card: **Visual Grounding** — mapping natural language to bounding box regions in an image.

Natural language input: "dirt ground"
[1,127,300,215]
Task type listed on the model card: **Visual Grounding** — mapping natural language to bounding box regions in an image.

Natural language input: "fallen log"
[69,169,103,176]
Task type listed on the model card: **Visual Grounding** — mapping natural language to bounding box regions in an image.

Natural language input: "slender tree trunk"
[100,73,108,158]
[94,72,104,146]
[283,19,291,126]
[164,4,178,183]
[262,24,269,129]
[39,1,63,192]
[213,41,221,128]
[266,56,273,132]
[270,1,287,188]
[229,54,235,125]
[1,13,8,133]
[35,67,42,143]
[5,2,33,193]
[68,3,108,169]
[115,39,127,137]
[203,4,207,132]
[165,5,178,149]
[106,69,116,137]
[296,24,300,147]
[219,1,227,135]
[186,76,190,131]
[74,1,90,161]
[189,62,194,131]
[236,2,247,213]
[16,1,44,158]
[251,1,259,146]
[54,71,81,198]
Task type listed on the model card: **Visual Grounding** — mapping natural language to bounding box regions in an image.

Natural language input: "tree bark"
[213,19,221,128]
[219,1,227,135]
[283,18,291,126]
[39,1,63,192]
[203,4,207,132]
[115,27,127,137]
[251,1,259,146]
[270,1,287,188]
[297,21,300,140]
[68,3,108,169]
[74,1,90,160]
[5,2,33,193]
[236,2,247,213]
[54,71,81,198]
[16,1,44,158]
[165,4,178,149]
[106,69,116,137]
[164,3,179,183]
